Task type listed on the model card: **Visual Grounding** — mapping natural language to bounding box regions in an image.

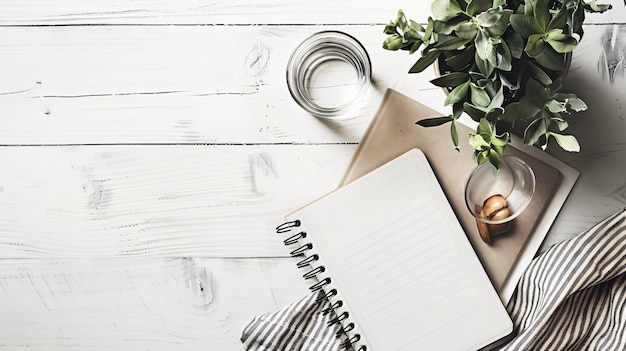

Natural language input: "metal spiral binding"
[283,231,306,246]
[303,266,325,279]
[290,243,312,256]
[276,220,366,351]
[276,220,301,233]
[297,254,319,268]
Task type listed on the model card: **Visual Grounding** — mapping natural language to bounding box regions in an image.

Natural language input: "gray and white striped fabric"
[242,208,626,350]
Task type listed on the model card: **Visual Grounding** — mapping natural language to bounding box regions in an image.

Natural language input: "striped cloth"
[241,208,626,350]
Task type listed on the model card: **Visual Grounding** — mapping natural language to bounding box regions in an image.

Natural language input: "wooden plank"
[1,23,624,146]
[0,0,423,25]
[0,24,435,145]
[0,257,310,350]
[0,144,356,258]
[0,0,622,25]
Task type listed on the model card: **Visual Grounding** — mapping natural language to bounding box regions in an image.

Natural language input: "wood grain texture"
[2,24,623,146]
[0,0,622,25]
[0,257,309,350]
[1,0,626,350]
[0,3,437,350]
[0,144,357,257]
[0,24,436,145]
[0,0,422,25]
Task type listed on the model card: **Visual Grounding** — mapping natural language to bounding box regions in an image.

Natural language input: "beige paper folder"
[340,89,577,303]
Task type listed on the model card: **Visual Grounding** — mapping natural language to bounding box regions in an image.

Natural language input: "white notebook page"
[286,149,512,350]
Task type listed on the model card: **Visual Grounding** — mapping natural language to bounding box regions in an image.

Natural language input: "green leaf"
[458,1,468,13]
[478,8,513,37]
[463,102,488,121]
[488,147,503,168]
[452,102,464,119]
[491,136,507,151]
[566,97,588,112]
[503,30,524,59]
[475,149,489,165]
[430,72,471,87]
[547,99,566,113]
[404,27,422,41]
[383,34,405,50]
[526,60,552,85]
[547,7,568,32]
[551,116,569,131]
[509,14,543,37]
[486,85,504,111]
[485,107,504,122]
[467,0,492,16]
[545,30,578,53]
[384,21,398,35]
[533,0,551,31]
[525,33,546,57]
[409,19,425,33]
[523,116,547,146]
[445,45,475,70]
[451,120,460,148]
[475,29,497,66]
[498,72,519,91]
[572,3,586,37]
[409,41,422,54]
[548,77,563,93]
[475,48,495,77]
[523,78,550,109]
[522,0,534,15]
[518,101,542,122]
[474,76,490,87]
[492,142,505,159]
[586,0,613,13]
[469,133,490,150]
[477,117,492,134]
[409,49,441,73]
[416,116,453,127]
[423,17,435,44]
[395,9,408,29]
[456,22,479,39]
[435,35,472,50]
[534,45,567,71]
[444,79,471,105]
[475,7,501,27]
[550,133,580,152]
[470,83,491,107]
[553,92,574,100]
[496,40,512,71]
[435,15,466,35]
[500,102,520,122]
[431,0,463,21]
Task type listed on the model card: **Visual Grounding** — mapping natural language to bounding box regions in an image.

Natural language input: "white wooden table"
[1,1,625,350]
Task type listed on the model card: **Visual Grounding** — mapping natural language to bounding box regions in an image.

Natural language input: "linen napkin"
[241,208,626,350]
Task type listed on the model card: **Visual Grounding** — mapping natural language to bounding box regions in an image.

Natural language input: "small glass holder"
[286,31,371,119]
[464,156,536,244]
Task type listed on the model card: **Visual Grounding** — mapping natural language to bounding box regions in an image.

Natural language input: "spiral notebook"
[277,149,512,351]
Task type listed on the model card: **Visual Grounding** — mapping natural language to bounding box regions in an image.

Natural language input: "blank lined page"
[286,149,512,351]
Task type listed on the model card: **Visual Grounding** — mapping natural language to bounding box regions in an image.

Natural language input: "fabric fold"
[241,291,343,351]
[242,208,626,350]
[500,208,626,350]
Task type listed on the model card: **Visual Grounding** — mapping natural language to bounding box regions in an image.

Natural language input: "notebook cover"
[286,149,513,351]
[340,89,570,304]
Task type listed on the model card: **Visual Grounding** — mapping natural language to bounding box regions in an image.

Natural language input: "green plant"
[383,0,613,169]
